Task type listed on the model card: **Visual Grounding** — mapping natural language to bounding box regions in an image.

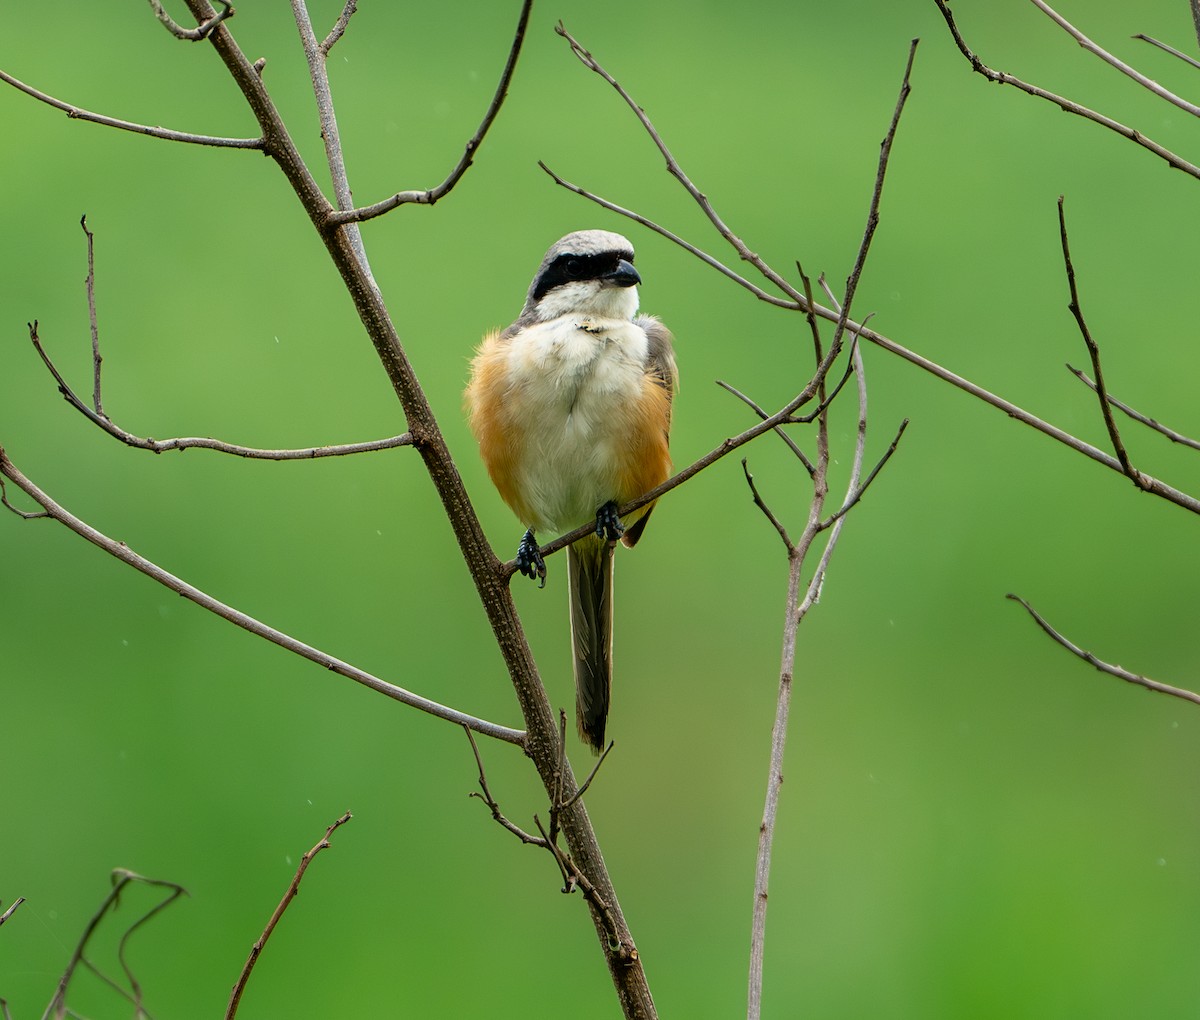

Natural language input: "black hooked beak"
[604,258,640,288]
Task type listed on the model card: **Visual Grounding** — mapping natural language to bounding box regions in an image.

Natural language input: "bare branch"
[80,216,104,417]
[1030,0,1200,117]
[545,23,1200,529]
[1067,365,1200,451]
[0,447,525,745]
[553,21,806,307]
[148,0,233,41]
[537,162,800,310]
[292,0,374,278]
[320,1,358,55]
[226,812,353,1020]
[465,727,545,845]
[1006,595,1200,706]
[43,869,187,1020]
[0,476,48,519]
[1133,33,1200,71]
[716,381,814,473]
[932,0,1200,179]
[29,320,413,460]
[0,68,263,149]
[741,458,793,551]
[327,0,534,226]
[0,898,25,928]
[1057,196,1145,488]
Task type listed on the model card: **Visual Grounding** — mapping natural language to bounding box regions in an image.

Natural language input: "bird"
[465,229,677,753]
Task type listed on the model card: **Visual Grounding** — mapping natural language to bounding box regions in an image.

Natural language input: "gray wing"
[634,314,677,402]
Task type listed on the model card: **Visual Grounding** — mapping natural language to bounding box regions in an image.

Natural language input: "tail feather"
[567,536,614,754]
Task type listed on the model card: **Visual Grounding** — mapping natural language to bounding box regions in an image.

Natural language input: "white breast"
[505,315,650,533]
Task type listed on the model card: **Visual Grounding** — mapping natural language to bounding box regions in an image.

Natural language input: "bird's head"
[520,230,641,323]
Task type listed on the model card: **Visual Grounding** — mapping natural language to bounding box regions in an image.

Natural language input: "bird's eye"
[564,257,582,276]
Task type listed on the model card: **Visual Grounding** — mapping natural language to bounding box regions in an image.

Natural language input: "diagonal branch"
[320,1,358,55]
[327,0,534,226]
[1029,0,1200,117]
[1134,32,1200,71]
[553,21,806,306]
[226,812,353,1020]
[1067,365,1200,451]
[0,447,524,745]
[932,0,1200,179]
[0,68,263,149]
[1056,196,1145,488]
[1007,595,1200,706]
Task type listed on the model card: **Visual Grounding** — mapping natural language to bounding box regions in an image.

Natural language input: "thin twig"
[538,162,799,310]
[553,21,806,307]
[0,68,262,149]
[292,0,373,279]
[1067,365,1200,451]
[226,812,353,1020]
[1006,595,1200,706]
[1057,197,1145,488]
[29,320,412,459]
[148,0,233,41]
[80,217,104,417]
[465,727,545,844]
[319,0,358,55]
[42,870,187,1020]
[0,476,48,519]
[717,381,814,473]
[822,416,909,531]
[0,898,25,928]
[741,459,792,551]
[1132,33,1200,71]
[932,0,1200,178]
[328,0,534,225]
[0,447,525,745]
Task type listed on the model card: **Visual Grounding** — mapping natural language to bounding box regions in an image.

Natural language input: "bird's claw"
[595,500,624,543]
[516,529,547,588]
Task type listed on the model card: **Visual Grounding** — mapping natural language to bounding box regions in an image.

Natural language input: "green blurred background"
[3,2,1198,1016]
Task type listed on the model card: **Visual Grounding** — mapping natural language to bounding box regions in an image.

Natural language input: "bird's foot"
[516,529,547,588]
[594,500,625,543]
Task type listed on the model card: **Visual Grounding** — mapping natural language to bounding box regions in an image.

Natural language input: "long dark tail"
[567,535,614,754]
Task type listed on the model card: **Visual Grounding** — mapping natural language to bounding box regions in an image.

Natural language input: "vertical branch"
[290,0,373,281]
[80,216,104,418]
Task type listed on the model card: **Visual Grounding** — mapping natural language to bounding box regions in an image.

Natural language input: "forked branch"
[932,0,1200,179]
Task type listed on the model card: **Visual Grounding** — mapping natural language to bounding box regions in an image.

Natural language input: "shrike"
[466,230,677,752]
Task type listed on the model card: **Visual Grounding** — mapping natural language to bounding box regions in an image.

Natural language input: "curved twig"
[0,68,262,149]
[327,0,534,226]
[226,812,353,1020]
[1007,595,1200,706]
[29,320,412,460]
